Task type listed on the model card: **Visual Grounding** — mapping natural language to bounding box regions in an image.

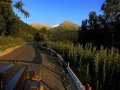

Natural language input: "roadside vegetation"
[0,36,25,51]
[34,27,78,43]
[43,41,120,90]
[0,0,37,50]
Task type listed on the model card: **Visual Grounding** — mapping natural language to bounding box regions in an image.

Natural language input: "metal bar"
[40,45,86,90]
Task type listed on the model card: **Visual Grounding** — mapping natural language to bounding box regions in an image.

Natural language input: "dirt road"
[0,45,77,90]
[0,44,42,64]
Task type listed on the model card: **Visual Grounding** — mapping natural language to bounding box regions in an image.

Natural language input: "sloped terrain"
[31,23,52,30]
[51,21,80,31]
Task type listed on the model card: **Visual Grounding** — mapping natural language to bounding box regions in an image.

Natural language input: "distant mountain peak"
[63,20,73,23]
[51,24,60,28]
[31,23,52,30]
[51,20,80,31]
[61,20,79,26]
[31,21,80,31]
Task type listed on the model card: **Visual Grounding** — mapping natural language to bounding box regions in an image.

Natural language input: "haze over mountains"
[31,21,80,30]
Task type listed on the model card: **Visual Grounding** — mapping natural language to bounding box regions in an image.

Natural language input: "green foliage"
[44,41,120,90]
[0,36,25,51]
[34,28,49,42]
[13,1,29,18]
[49,30,78,43]
[33,28,78,43]
[0,0,37,41]
[0,1,14,35]
[34,33,43,42]
[0,15,6,35]
[101,0,120,21]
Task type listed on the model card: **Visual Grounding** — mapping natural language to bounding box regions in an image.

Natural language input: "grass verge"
[0,36,25,51]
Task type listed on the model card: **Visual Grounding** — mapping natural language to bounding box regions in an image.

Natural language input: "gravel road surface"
[0,44,42,64]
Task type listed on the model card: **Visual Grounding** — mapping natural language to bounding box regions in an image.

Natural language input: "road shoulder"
[0,45,23,56]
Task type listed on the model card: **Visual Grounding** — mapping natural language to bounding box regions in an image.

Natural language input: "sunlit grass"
[0,36,25,51]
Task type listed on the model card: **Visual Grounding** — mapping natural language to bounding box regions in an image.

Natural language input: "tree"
[81,19,88,30]
[77,19,88,44]
[88,11,97,30]
[0,0,29,17]
[13,1,29,18]
[0,0,29,35]
[0,15,6,35]
[34,33,42,42]
[101,0,120,22]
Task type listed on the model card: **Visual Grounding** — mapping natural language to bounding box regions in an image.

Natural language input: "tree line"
[77,0,120,49]
[0,0,37,41]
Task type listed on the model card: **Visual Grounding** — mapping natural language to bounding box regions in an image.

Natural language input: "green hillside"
[31,23,52,30]
[51,21,80,31]
[0,1,37,50]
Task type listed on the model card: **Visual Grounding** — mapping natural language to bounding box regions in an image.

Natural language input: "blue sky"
[13,0,105,26]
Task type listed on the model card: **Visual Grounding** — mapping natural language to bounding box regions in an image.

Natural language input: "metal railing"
[39,45,86,90]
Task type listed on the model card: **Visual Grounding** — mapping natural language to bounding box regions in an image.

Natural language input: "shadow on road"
[32,45,42,64]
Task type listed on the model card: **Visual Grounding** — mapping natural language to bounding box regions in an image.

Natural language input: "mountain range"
[31,21,80,31]
[51,21,80,31]
[31,23,52,30]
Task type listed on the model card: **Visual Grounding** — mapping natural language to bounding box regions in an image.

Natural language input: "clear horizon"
[13,0,105,26]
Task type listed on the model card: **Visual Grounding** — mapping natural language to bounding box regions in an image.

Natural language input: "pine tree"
[101,0,120,22]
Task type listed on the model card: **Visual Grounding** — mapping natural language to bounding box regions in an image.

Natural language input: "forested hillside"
[0,0,37,50]
[33,21,79,43]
